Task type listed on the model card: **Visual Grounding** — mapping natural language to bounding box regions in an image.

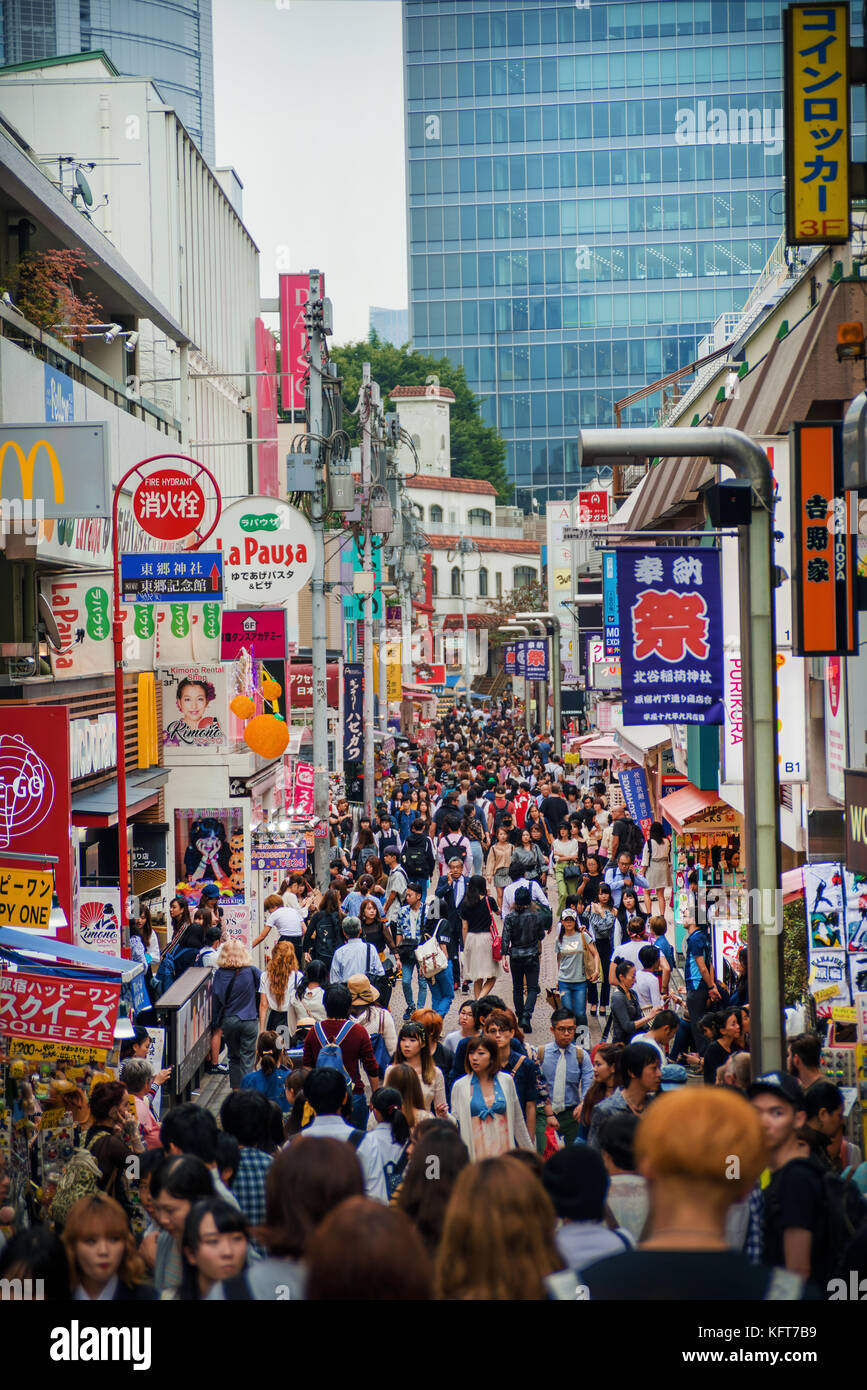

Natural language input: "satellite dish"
[74,167,94,208]
[37,594,64,652]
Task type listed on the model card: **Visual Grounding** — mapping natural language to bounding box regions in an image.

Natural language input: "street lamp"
[516,610,563,758]
[449,535,480,712]
[500,622,532,737]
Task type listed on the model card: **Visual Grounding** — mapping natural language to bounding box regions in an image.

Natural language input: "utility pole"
[455,535,477,713]
[378,613,388,731]
[305,270,330,890]
[517,611,562,758]
[361,363,376,818]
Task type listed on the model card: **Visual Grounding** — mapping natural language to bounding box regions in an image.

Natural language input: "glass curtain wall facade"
[1,0,215,164]
[403,0,804,506]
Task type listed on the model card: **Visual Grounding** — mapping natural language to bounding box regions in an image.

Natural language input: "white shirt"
[612,939,645,970]
[290,1115,387,1202]
[501,877,548,919]
[73,1274,119,1300]
[266,906,303,939]
[635,968,662,1011]
[261,968,304,1014]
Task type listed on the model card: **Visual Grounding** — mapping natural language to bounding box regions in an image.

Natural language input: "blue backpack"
[368,1011,392,1074]
[313,1020,355,1091]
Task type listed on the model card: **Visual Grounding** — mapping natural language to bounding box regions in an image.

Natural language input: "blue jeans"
[350,1090,368,1129]
[558,980,587,1025]
[401,960,428,1014]
[429,961,455,1019]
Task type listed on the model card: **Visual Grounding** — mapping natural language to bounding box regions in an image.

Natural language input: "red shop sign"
[287,662,339,709]
[0,969,121,1049]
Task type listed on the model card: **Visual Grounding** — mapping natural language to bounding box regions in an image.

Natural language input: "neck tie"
[552,1046,568,1112]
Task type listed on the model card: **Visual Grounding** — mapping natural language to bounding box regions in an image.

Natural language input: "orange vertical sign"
[792,421,856,656]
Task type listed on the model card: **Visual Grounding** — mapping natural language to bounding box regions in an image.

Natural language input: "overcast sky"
[212,0,407,345]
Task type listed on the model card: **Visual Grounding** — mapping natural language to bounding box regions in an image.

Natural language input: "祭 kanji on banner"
[618,547,724,726]
[0,970,121,1049]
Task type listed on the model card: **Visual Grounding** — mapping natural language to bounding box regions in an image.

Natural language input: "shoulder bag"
[415,923,448,979]
[580,927,600,983]
[487,897,502,963]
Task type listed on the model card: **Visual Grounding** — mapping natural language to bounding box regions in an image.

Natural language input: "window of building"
[478,567,488,597]
[514,566,536,590]
[495,572,503,597]
[467,508,492,529]
[430,566,438,596]
[430,504,443,523]
[451,567,461,597]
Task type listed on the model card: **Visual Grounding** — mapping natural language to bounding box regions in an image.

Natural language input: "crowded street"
[2,0,867,1363]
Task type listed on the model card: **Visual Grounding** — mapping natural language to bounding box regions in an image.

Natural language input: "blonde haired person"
[63,1192,154,1300]
[384,1062,434,1131]
[450,1035,535,1159]
[436,1156,562,1299]
[212,941,261,1089]
[573,1087,805,1300]
[259,939,304,1034]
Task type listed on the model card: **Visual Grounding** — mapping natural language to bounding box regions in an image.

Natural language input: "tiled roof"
[390,384,455,400]
[428,534,541,556]
[405,475,497,495]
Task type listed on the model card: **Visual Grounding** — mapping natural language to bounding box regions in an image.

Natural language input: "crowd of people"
[2,701,867,1301]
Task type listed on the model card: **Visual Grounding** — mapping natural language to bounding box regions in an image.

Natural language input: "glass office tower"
[403,0,794,507]
[1,0,215,164]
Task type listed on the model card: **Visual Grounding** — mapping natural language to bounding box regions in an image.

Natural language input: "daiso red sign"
[279,273,324,412]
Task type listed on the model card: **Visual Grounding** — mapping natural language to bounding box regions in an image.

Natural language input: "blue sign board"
[44,363,74,423]
[603,551,620,658]
[343,534,382,621]
[617,766,653,833]
[618,547,723,726]
[120,552,223,602]
[504,643,516,676]
[512,639,548,681]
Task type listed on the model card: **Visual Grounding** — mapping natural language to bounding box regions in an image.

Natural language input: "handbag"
[545,986,562,1011]
[581,929,600,984]
[487,898,502,963]
[415,925,448,980]
[563,863,584,879]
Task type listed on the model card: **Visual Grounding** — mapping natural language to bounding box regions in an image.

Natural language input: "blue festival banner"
[603,550,620,658]
[618,547,724,725]
[343,661,363,761]
[513,639,548,681]
[617,766,653,837]
[504,643,516,676]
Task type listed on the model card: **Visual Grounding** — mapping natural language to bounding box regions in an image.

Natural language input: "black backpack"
[402,839,430,878]
[618,818,645,861]
[765,1157,867,1283]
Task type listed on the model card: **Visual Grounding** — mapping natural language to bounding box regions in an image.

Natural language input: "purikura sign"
[286,760,315,819]
[214,497,316,605]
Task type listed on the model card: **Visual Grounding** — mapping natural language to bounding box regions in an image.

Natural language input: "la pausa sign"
[215,497,316,605]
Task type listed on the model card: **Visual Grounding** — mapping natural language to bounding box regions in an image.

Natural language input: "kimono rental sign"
[618,547,724,726]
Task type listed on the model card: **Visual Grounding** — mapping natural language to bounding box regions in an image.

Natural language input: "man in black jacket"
[401,818,436,902]
[435,856,467,989]
[501,886,549,1032]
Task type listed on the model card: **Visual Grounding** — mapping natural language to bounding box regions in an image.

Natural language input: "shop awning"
[782,866,805,904]
[580,736,624,759]
[0,926,142,982]
[658,784,730,834]
[71,769,170,828]
[401,684,438,700]
[613,724,672,764]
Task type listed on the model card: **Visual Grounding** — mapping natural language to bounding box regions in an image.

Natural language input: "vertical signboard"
[0,705,73,939]
[343,661,363,763]
[603,550,620,657]
[279,272,324,413]
[791,422,856,656]
[784,2,851,246]
[254,318,279,497]
[618,548,724,725]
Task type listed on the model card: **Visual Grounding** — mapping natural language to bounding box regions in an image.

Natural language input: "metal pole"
[549,616,562,758]
[378,614,388,731]
[461,543,471,713]
[579,425,782,1073]
[401,570,413,685]
[307,270,330,892]
[361,363,376,819]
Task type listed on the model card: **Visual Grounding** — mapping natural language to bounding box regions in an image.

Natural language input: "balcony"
[424,519,524,541]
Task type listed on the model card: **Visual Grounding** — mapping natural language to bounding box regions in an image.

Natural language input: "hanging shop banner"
[0,705,73,939]
[825,655,847,802]
[504,644,516,676]
[845,771,867,877]
[160,665,227,761]
[791,422,856,656]
[214,496,316,604]
[776,650,808,784]
[845,865,867,954]
[251,844,307,874]
[808,947,851,1017]
[132,823,167,873]
[577,489,609,524]
[0,970,120,1050]
[220,609,287,661]
[155,603,221,665]
[40,573,166,677]
[121,553,223,603]
[254,317,280,497]
[286,761,315,819]
[279,272,323,412]
[287,662,340,709]
[512,640,549,681]
[784,2,851,246]
[803,862,848,1021]
[617,766,653,838]
[76,889,122,956]
[343,661,363,762]
[0,867,54,930]
[618,547,724,726]
[603,551,620,657]
[174,809,245,906]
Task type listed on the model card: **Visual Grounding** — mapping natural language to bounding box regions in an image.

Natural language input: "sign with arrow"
[120,552,223,602]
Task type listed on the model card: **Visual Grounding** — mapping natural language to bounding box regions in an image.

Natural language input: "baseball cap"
[746,1071,804,1107]
[200,883,220,899]
[659,1063,687,1091]
[560,908,578,921]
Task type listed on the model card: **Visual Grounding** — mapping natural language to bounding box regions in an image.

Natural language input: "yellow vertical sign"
[785,2,850,245]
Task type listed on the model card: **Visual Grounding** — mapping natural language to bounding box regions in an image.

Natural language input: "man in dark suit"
[435,855,467,991]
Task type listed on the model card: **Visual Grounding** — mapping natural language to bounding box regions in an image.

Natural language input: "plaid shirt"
[232,1148,272,1257]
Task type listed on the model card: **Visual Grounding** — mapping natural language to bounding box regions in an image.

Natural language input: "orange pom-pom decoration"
[230,694,255,719]
[243,713,289,759]
[261,676,283,702]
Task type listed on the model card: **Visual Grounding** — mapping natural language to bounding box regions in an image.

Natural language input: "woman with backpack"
[302,888,343,976]
[367,1087,412,1199]
[349,973,397,1074]
[640,821,672,916]
[359,896,397,1010]
[584,883,618,1017]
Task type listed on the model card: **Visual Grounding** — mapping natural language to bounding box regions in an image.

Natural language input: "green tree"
[330,336,512,503]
